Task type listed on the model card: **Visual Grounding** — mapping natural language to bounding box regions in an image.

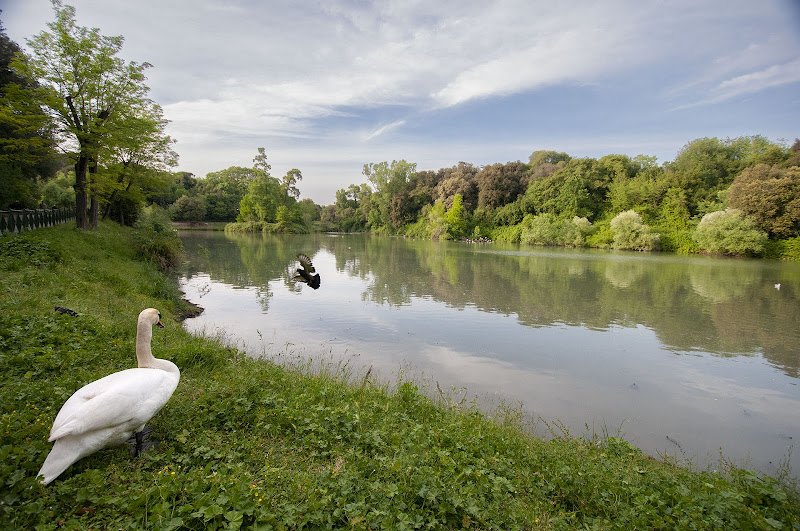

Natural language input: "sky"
[2,0,800,204]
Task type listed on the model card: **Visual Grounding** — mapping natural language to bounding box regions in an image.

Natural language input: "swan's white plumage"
[37,308,180,485]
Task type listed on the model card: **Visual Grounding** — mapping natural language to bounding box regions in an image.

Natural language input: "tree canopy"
[13,1,174,228]
[312,134,797,258]
[0,21,60,208]
[727,164,800,238]
[234,148,308,230]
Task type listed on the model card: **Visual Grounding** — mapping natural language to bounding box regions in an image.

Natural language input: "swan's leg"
[126,426,159,457]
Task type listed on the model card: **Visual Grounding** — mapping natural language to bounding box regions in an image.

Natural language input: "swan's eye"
[158,313,162,319]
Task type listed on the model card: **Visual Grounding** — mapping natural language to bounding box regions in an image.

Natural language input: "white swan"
[37,308,180,485]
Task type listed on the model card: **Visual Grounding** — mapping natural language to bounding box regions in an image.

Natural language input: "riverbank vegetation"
[1,221,799,528]
[325,139,800,259]
[168,138,800,261]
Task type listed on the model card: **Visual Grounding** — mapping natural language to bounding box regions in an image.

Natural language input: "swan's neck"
[135,319,179,375]
[135,320,156,367]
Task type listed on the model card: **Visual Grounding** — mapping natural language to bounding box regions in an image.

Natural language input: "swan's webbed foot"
[126,426,160,457]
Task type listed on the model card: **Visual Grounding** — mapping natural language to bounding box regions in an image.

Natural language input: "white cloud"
[667,28,800,108]
[432,26,633,107]
[158,0,652,144]
[363,120,407,141]
[715,58,800,99]
[674,58,800,109]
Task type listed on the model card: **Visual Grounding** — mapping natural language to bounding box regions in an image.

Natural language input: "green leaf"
[203,504,224,520]
[224,510,243,530]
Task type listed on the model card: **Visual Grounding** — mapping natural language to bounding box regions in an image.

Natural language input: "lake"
[177,231,800,478]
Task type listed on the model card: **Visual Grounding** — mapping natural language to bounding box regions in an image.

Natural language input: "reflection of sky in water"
[180,242,800,477]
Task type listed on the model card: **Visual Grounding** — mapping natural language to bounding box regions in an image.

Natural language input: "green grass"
[1,222,798,529]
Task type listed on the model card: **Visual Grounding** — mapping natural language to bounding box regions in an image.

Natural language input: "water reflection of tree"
[341,238,800,378]
[180,231,312,312]
[688,265,752,302]
[711,286,799,377]
[684,262,799,376]
[181,232,800,378]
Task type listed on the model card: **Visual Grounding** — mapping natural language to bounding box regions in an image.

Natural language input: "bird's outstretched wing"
[293,253,321,289]
[297,253,315,273]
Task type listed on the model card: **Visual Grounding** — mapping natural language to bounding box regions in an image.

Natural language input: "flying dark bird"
[293,253,321,289]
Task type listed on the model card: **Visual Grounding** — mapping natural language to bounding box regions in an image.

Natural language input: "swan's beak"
[156,320,164,328]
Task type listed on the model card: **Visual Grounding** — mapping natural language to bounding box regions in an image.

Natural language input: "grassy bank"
[225,220,309,234]
[1,222,798,529]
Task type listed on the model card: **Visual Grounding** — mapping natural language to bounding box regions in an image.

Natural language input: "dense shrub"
[727,165,800,238]
[224,221,268,233]
[610,210,660,251]
[693,209,768,256]
[761,238,799,260]
[584,218,613,248]
[403,215,431,239]
[782,236,800,261]
[132,206,183,271]
[519,214,591,247]
[492,201,525,226]
[263,220,310,234]
[491,223,523,243]
[520,213,559,245]
[170,194,207,222]
[41,179,75,209]
[563,216,592,247]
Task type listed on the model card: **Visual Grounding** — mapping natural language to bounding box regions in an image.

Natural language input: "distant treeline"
[161,135,799,259]
[317,136,799,258]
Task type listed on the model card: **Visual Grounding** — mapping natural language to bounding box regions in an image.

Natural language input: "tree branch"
[65,95,81,131]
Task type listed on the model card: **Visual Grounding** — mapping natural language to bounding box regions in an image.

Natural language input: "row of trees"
[323,136,799,257]
[156,148,321,230]
[1,2,176,227]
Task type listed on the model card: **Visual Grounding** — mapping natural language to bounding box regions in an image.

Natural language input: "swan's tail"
[37,437,90,485]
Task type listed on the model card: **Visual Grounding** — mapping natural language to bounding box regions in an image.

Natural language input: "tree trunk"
[90,196,99,228]
[102,190,117,221]
[88,160,99,229]
[74,154,88,230]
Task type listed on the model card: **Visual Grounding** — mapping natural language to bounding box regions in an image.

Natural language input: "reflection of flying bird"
[293,253,321,289]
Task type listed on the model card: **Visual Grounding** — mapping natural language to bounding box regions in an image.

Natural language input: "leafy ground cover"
[1,223,798,529]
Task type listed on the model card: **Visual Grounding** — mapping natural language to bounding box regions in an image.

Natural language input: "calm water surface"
[178,231,800,477]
